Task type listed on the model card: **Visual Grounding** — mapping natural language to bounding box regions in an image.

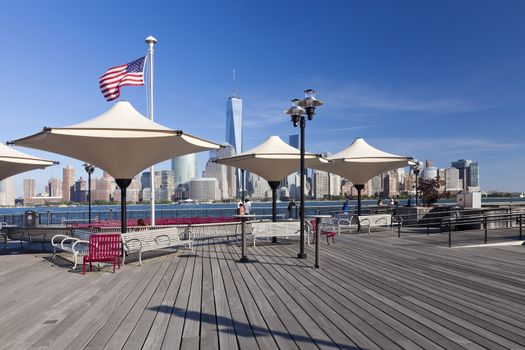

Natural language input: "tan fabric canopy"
[0,143,56,182]
[216,135,328,182]
[9,101,220,179]
[321,138,412,185]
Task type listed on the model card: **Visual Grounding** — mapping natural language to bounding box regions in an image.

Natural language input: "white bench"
[250,221,310,247]
[121,226,194,266]
[359,214,392,235]
[51,234,89,270]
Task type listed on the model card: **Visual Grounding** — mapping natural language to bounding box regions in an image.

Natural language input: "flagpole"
[146,35,157,226]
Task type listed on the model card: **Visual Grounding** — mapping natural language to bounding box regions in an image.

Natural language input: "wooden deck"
[0,229,525,350]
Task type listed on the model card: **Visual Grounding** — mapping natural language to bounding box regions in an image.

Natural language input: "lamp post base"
[239,256,256,263]
[297,253,307,259]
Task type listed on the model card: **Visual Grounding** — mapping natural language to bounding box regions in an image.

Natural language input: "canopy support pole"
[116,179,132,234]
[298,116,306,259]
[355,184,364,232]
[268,181,281,243]
[355,184,364,216]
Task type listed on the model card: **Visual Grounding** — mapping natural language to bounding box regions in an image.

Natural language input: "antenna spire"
[232,68,237,97]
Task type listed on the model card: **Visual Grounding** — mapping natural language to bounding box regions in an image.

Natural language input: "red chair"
[82,234,121,275]
[310,219,337,245]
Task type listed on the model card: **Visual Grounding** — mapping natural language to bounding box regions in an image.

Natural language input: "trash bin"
[24,210,39,228]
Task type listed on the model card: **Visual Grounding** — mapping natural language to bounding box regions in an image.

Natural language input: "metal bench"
[359,214,392,235]
[250,221,310,247]
[51,234,89,270]
[121,226,194,266]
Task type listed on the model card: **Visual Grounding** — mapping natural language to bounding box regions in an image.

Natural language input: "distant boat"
[520,192,525,199]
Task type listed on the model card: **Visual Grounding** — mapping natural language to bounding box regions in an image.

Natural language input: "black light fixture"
[410,160,423,206]
[83,163,95,224]
[285,89,323,259]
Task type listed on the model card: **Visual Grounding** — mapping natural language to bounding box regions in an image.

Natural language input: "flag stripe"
[99,56,145,101]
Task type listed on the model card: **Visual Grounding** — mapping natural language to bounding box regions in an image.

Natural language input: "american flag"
[99,56,146,101]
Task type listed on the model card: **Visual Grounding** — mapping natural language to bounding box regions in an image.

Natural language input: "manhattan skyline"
[0,1,524,193]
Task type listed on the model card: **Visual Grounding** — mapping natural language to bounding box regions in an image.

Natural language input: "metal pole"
[269,181,280,243]
[146,35,157,226]
[298,116,306,259]
[484,215,488,244]
[315,217,320,268]
[448,216,452,247]
[87,170,92,224]
[415,172,419,206]
[241,170,245,201]
[239,216,248,262]
[520,214,523,240]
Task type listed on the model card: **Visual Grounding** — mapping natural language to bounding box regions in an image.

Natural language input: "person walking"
[342,199,349,214]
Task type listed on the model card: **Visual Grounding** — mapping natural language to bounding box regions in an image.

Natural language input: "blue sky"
[0,0,524,194]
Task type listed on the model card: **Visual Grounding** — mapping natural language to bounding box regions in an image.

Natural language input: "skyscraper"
[62,165,74,202]
[203,143,236,200]
[451,159,479,190]
[0,177,15,206]
[171,154,198,187]
[226,80,243,196]
[23,178,37,202]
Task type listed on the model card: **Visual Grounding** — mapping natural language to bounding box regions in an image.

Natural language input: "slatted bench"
[359,214,392,235]
[121,226,194,266]
[51,234,89,270]
[250,221,310,247]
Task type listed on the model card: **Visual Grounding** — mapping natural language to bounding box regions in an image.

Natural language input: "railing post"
[520,214,523,240]
[397,220,401,238]
[448,216,452,247]
[484,215,488,244]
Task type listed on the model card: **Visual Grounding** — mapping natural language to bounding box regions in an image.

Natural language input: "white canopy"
[10,101,220,179]
[0,143,57,181]
[322,137,412,185]
[216,135,328,182]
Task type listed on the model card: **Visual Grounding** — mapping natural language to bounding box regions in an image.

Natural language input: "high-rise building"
[329,173,342,197]
[226,85,243,196]
[93,171,115,202]
[445,167,460,192]
[370,175,383,197]
[288,134,299,148]
[23,178,37,202]
[203,143,236,200]
[382,170,399,197]
[437,168,446,193]
[246,171,271,199]
[71,177,87,203]
[62,165,74,202]
[48,177,62,198]
[422,167,438,180]
[160,170,175,201]
[171,154,198,187]
[425,159,433,168]
[0,177,15,206]
[468,162,480,188]
[451,159,472,190]
[188,178,219,201]
[312,169,329,199]
[113,175,141,203]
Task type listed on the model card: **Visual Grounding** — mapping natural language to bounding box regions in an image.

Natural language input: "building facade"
[188,178,219,201]
[171,154,198,187]
[226,94,243,196]
[62,165,74,202]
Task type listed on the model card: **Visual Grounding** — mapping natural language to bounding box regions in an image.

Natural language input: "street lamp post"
[285,89,323,259]
[411,160,423,206]
[83,163,95,224]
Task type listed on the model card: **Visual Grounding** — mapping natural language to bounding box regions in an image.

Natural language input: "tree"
[419,178,440,206]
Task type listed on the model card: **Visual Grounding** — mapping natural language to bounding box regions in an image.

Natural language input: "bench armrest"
[71,239,89,253]
[123,238,143,252]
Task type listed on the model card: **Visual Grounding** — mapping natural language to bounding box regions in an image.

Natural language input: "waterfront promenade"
[0,229,524,349]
